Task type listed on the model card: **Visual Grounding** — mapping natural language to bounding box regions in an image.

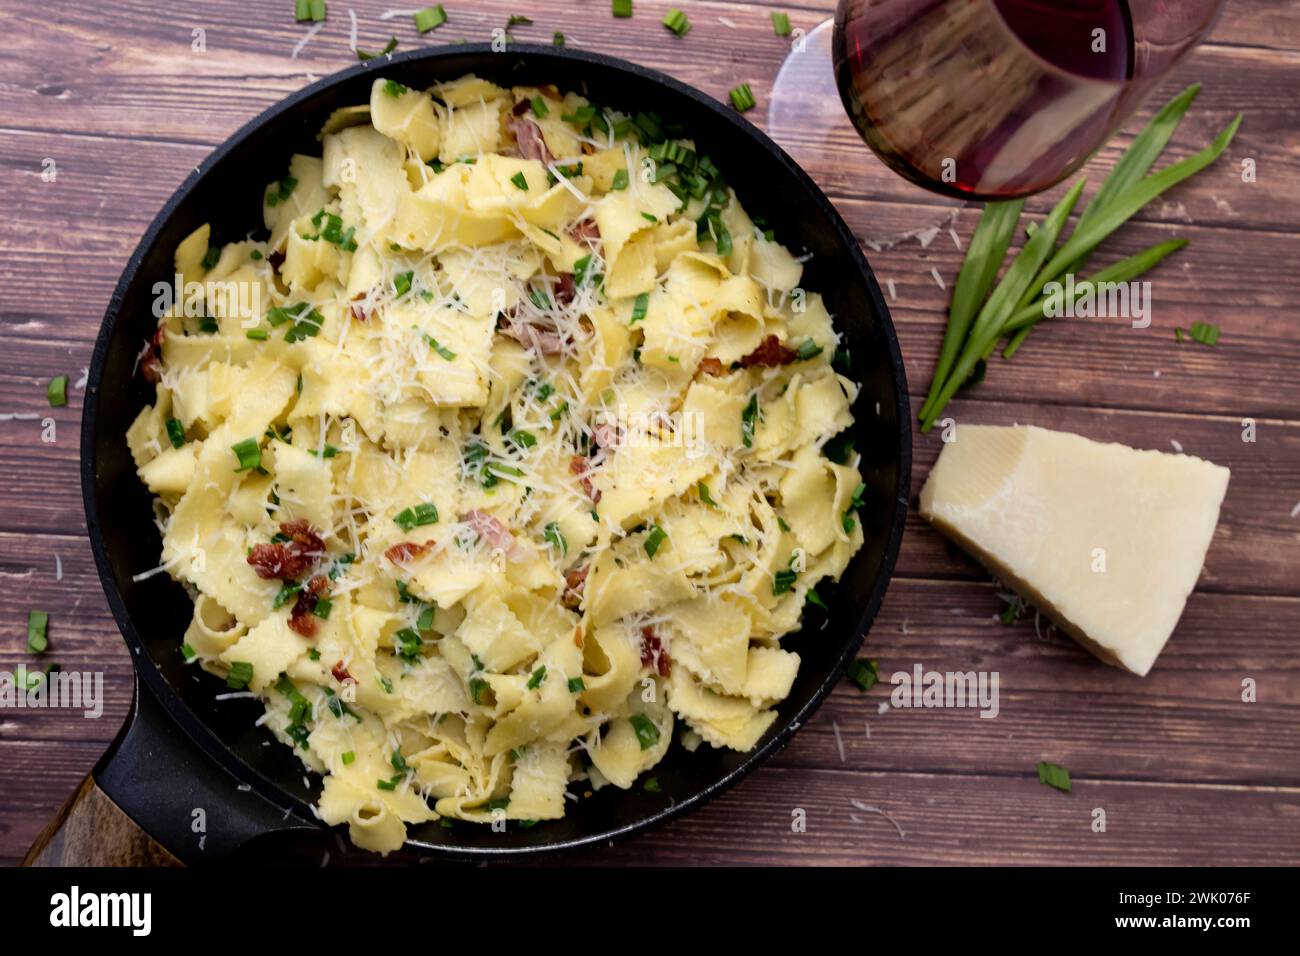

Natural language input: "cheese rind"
[919,425,1230,676]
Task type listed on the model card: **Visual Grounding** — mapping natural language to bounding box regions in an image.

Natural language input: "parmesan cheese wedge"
[919,425,1230,676]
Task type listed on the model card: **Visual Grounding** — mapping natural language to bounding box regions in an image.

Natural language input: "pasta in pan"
[126,74,867,852]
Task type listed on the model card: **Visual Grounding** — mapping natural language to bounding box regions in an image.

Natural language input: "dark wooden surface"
[1,0,1298,866]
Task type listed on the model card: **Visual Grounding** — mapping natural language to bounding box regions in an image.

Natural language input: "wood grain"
[0,0,1297,866]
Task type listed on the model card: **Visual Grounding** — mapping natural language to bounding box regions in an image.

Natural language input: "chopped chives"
[181,642,197,662]
[272,581,302,610]
[562,105,597,127]
[231,438,261,472]
[226,661,253,690]
[805,587,827,610]
[552,31,565,46]
[201,246,220,269]
[846,658,878,691]
[644,777,661,793]
[413,4,446,32]
[393,270,413,298]
[245,328,269,341]
[772,12,791,36]
[729,83,756,112]
[796,339,823,361]
[469,676,489,705]
[567,676,585,693]
[509,429,536,449]
[630,713,660,750]
[697,480,717,508]
[630,292,649,323]
[777,515,791,532]
[341,750,355,765]
[527,666,546,690]
[423,333,456,360]
[27,610,49,654]
[394,501,439,530]
[612,0,633,17]
[394,627,423,662]
[356,37,397,61]
[543,521,567,556]
[741,394,759,448]
[773,567,797,595]
[312,598,333,620]
[165,418,186,448]
[1189,320,1220,345]
[662,9,690,35]
[47,375,68,407]
[644,524,667,558]
[510,170,529,190]
[611,168,629,190]
[416,604,436,632]
[530,95,549,118]
[382,79,410,98]
[1037,761,1072,792]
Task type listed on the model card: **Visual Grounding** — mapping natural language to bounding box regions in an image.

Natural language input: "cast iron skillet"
[47,44,909,864]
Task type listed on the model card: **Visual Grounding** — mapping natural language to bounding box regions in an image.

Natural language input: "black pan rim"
[81,41,911,859]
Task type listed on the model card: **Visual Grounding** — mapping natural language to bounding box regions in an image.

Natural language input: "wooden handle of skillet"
[23,774,181,867]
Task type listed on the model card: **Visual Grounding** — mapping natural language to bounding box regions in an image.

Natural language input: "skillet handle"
[23,775,181,867]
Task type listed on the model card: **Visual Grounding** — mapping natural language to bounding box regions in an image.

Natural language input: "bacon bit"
[384,539,435,564]
[246,519,325,581]
[507,116,554,165]
[739,334,799,368]
[553,273,576,306]
[462,509,518,556]
[140,326,166,384]
[349,292,369,322]
[569,218,600,245]
[511,98,531,116]
[569,455,601,503]
[698,357,726,377]
[639,626,672,677]
[563,564,589,609]
[502,320,567,357]
[573,626,584,649]
[268,250,285,271]
[581,142,596,155]
[288,576,330,638]
[331,661,352,683]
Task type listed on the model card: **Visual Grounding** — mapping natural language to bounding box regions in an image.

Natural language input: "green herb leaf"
[644,524,668,558]
[413,5,447,33]
[27,610,49,654]
[846,658,878,691]
[771,12,791,36]
[1037,761,1072,792]
[47,375,69,407]
[630,713,660,750]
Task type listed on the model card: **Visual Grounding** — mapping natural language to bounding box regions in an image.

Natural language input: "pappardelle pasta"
[126,74,867,853]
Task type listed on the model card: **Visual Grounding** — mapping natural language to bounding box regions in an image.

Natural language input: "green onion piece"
[1190,320,1221,345]
[644,524,668,558]
[394,627,423,662]
[562,105,598,127]
[543,521,567,556]
[423,333,457,360]
[613,0,633,17]
[630,292,649,324]
[611,168,629,190]
[47,375,68,407]
[227,661,253,690]
[416,604,436,632]
[272,581,302,610]
[378,675,393,693]
[341,750,356,765]
[201,246,220,269]
[697,480,717,508]
[846,658,878,691]
[510,170,529,191]
[231,437,261,472]
[729,83,756,112]
[795,339,823,361]
[530,96,549,118]
[394,501,439,531]
[382,79,410,98]
[644,776,661,793]
[662,8,690,35]
[393,270,413,298]
[741,394,759,448]
[27,610,49,654]
[245,328,269,341]
[164,418,186,449]
[553,31,565,46]
[527,666,547,690]
[312,598,332,620]
[773,567,797,595]
[772,12,791,36]
[357,37,397,61]
[413,4,446,33]
[179,642,197,662]
[469,677,489,705]
[805,587,827,610]
[1037,761,1072,792]
[567,676,585,693]
[777,516,791,533]
[640,211,658,222]
[630,713,660,750]
[309,0,326,21]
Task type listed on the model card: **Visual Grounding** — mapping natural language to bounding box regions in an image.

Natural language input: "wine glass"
[766,0,1227,244]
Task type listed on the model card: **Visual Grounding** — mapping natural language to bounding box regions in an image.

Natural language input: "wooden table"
[2,0,1297,866]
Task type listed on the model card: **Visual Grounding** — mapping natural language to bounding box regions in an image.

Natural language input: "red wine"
[833,0,1136,200]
